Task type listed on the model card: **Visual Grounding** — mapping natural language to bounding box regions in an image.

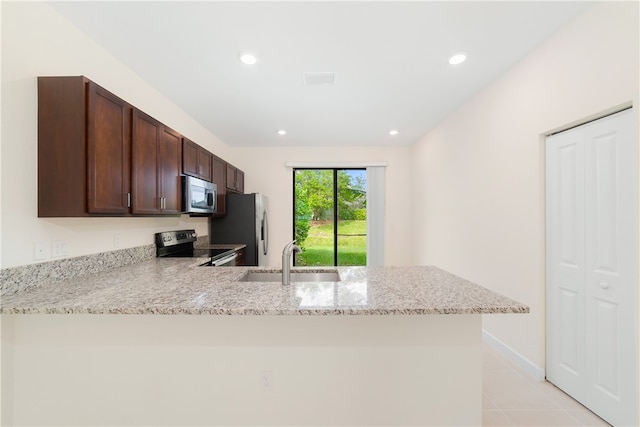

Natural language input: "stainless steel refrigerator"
[209,193,268,266]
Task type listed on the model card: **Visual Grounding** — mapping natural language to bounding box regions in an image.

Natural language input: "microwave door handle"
[207,192,214,207]
[211,253,237,266]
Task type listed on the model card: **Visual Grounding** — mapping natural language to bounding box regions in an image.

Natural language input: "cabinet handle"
[161,197,165,210]
[600,282,609,290]
[127,193,131,208]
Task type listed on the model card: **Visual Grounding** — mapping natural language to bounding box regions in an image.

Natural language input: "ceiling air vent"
[303,72,335,86]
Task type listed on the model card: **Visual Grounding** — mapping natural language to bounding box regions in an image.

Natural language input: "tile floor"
[482,342,611,427]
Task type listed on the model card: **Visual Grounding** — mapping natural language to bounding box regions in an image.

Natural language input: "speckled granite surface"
[0,244,156,296]
[0,260,529,315]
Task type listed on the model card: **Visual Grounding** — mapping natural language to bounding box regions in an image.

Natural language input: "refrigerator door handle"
[262,209,268,256]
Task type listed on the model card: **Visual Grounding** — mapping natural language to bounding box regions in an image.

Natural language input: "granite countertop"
[0,260,529,315]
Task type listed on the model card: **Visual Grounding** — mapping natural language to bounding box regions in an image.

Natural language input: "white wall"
[0,2,238,269]
[410,2,639,370]
[236,146,412,267]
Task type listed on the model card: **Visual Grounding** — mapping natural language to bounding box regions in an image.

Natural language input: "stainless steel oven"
[199,252,237,266]
[155,229,238,266]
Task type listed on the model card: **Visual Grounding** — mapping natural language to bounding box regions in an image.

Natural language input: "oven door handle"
[211,253,237,266]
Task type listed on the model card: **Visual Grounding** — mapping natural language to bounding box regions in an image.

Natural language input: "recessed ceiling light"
[277,129,287,135]
[239,53,257,65]
[389,129,399,136]
[449,53,467,65]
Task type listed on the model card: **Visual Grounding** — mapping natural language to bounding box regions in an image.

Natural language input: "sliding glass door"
[293,168,366,266]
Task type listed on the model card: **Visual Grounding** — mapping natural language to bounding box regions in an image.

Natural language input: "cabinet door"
[159,126,182,214]
[235,169,245,193]
[226,164,237,191]
[38,76,87,217]
[212,155,227,216]
[87,82,132,214]
[182,138,199,178]
[198,149,213,182]
[131,109,161,214]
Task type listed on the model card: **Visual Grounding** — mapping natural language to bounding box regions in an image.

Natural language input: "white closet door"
[546,108,637,427]
[583,110,636,425]
[546,125,587,403]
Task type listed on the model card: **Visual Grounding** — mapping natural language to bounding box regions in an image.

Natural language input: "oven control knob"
[191,232,197,238]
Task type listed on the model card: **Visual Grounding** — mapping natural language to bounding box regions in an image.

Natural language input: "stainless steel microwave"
[182,175,216,214]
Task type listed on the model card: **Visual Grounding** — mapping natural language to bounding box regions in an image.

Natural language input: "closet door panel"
[584,109,636,426]
[545,128,586,402]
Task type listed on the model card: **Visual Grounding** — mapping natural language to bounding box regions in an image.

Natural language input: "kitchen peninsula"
[1,260,528,426]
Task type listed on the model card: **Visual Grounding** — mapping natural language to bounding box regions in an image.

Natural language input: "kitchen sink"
[240,270,341,283]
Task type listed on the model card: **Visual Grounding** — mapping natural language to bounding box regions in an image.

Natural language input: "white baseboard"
[482,329,546,381]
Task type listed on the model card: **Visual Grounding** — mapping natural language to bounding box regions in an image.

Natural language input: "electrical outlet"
[34,241,49,260]
[259,371,273,392]
[114,234,122,248]
[52,240,69,257]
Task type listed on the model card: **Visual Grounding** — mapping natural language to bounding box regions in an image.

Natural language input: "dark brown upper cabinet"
[235,169,245,193]
[226,163,245,194]
[38,76,132,217]
[212,156,244,216]
[182,138,212,182]
[131,109,182,215]
[159,127,183,214]
[38,76,236,218]
[212,155,227,217]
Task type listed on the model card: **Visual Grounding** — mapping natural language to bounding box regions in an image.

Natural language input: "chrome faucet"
[282,240,301,285]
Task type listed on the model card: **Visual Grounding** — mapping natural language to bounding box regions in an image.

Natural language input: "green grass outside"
[296,220,366,266]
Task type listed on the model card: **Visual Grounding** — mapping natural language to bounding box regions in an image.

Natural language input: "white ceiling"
[50,1,591,147]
